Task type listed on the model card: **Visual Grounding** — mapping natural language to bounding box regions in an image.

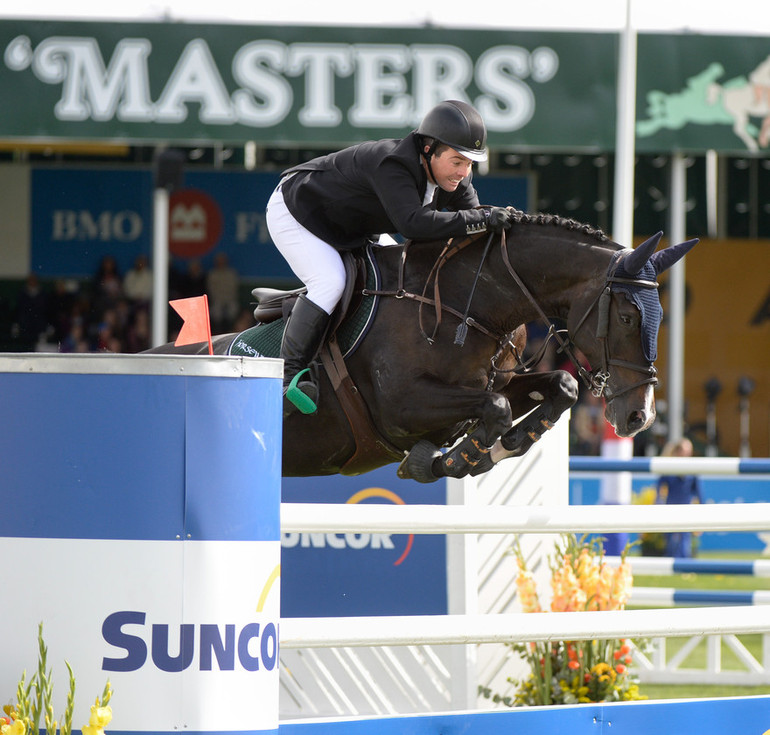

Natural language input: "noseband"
[500,237,659,403]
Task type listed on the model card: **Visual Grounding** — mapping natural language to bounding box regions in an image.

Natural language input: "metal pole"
[151,149,184,348]
[668,153,687,443]
[151,187,169,348]
[612,0,637,248]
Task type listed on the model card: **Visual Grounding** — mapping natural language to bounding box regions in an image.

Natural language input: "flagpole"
[203,294,214,356]
[612,0,637,249]
[152,149,185,348]
[151,185,169,348]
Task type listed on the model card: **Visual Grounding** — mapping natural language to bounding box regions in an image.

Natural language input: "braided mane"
[509,209,610,244]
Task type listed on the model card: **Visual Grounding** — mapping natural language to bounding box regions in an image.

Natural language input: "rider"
[265,99,514,416]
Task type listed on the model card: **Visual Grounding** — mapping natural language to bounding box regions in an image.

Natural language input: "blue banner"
[281,466,448,618]
[570,475,770,552]
[30,167,530,282]
[0,370,281,541]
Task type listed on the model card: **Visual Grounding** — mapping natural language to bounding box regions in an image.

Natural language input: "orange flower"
[515,558,543,613]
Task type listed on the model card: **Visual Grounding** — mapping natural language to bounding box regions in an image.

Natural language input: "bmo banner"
[30,166,289,280]
[29,167,529,280]
[0,354,283,735]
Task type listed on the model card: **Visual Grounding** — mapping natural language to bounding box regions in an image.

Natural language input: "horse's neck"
[379,231,617,330]
[508,231,618,320]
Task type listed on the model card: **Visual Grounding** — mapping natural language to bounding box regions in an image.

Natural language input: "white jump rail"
[606,556,770,577]
[280,501,770,535]
[569,456,770,475]
[279,605,770,649]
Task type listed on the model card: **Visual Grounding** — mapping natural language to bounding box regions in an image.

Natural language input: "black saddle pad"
[227,245,380,359]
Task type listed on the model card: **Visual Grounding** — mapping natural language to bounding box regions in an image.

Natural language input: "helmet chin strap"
[421,141,439,190]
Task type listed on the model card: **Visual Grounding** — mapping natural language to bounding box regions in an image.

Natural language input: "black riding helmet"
[417,100,488,162]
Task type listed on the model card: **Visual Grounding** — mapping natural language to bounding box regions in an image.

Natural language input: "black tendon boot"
[280,294,330,416]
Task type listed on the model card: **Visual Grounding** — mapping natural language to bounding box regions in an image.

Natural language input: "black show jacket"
[279,132,490,250]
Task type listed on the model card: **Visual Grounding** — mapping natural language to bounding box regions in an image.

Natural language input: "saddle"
[251,250,367,335]
[250,248,404,475]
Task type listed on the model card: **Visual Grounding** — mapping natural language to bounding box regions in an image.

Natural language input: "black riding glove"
[486,207,513,232]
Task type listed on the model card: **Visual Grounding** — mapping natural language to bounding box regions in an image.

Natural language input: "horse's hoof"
[469,453,495,476]
[397,440,443,483]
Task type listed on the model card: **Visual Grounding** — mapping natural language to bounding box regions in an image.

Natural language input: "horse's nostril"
[627,411,646,433]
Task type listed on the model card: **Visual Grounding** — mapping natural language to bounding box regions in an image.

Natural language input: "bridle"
[499,234,660,402]
[363,229,660,403]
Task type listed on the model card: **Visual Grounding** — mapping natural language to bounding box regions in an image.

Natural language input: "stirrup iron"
[285,368,318,415]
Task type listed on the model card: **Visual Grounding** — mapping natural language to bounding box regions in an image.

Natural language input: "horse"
[145,211,698,483]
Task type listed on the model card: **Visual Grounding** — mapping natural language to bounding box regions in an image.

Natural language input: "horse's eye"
[620,313,634,326]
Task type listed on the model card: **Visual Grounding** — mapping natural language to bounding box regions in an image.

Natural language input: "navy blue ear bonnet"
[611,256,662,363]
[604,234,698,365]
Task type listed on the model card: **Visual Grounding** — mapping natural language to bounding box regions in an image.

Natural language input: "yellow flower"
[88,705,113,728]
[81,726,104,735]
[1,720,26,735]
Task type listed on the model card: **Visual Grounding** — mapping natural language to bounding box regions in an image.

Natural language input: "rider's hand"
[486,207,513,232]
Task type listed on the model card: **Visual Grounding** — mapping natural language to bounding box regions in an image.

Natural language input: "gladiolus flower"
[568,660,580,670]
[615,664,627,675]
[1,720,26,735]
[89,705,112,728]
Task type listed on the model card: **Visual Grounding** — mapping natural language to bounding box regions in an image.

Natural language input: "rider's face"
[424,145,474,191]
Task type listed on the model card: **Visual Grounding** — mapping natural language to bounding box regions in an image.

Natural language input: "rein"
[362,235,530,379]
[499,236,659,401]
[363,229,660,403]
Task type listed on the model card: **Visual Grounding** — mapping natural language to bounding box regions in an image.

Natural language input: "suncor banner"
[281,467,448,618]
[0,356,283,735]
[0,20,617,148]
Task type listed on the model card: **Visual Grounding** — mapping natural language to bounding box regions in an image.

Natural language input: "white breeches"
[266,184,347,315]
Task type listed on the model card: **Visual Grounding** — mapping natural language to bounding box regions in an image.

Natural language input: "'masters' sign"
[0,20,617,147]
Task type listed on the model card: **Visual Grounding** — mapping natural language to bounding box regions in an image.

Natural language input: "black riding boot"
[280,294,330,416]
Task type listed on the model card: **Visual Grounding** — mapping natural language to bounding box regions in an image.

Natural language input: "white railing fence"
[280,450,770,713]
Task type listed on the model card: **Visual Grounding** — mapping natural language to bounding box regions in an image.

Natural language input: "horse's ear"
[622,231,663,275]
[649,238,699,274]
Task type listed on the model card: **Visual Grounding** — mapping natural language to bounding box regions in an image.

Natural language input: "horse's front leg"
[484,369,579,469]
[392,382,512,483]
[430,393,512,479]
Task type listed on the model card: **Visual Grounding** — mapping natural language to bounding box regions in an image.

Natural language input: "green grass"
[641,683,770,700]
[629,550,770,700]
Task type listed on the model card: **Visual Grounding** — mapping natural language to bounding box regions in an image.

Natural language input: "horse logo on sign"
[637,55,770,151]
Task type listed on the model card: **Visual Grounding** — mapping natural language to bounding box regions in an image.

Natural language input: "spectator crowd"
[7,253,250,355]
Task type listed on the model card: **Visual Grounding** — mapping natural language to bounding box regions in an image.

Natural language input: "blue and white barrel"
[0,354,282,735]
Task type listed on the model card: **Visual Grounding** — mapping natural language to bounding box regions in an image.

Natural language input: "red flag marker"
[169,294,213,355]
